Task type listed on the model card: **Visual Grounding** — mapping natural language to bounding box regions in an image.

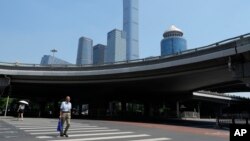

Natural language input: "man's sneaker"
[64,134,69,137]
[60,134,64,137]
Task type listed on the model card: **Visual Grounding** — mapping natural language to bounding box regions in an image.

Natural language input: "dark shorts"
[18,109,24,113]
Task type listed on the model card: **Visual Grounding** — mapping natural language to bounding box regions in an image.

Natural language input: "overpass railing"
[217,117,249,128]
[0,33,250,68]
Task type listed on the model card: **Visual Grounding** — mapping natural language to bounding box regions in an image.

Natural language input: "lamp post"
[51,49,58,64]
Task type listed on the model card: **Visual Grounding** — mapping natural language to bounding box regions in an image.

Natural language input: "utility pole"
[1,76,11,117]
[4,96,9,117]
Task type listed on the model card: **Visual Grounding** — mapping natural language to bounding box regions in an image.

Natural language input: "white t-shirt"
[60,101,72,112]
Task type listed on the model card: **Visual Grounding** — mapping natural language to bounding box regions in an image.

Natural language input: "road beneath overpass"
[0,117,229,141]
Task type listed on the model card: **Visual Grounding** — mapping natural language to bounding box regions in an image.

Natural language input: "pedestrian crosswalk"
[2,118,172,141]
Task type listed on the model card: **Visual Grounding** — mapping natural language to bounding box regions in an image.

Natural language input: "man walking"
[60,96,72,137]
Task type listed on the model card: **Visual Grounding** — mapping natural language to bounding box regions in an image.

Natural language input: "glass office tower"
[93,44,106,65]
[105,29,126,63]
[123,0,139,60]
[76,37,93,65]
[161,25,187,56]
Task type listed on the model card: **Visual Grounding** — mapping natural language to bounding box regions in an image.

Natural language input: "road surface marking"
[0,131,18,134]
[17,126,91,128]
[30,129,120,135]
[16,125,90,128]
[25,127,108,132]
[20,126,97,130]
[0,128,11,130]
[49,134,150,141]
[67,132,133,137]
[130,138,172,141]
[36,136,54,139]
[4,135,18,138]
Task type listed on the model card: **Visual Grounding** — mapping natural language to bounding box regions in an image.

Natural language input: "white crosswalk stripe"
[63,132,134,137]
[48,134,151,141]
[20,126,96,130]
[16,125,91,128]
[130,138,172,141]
[13,124,90,127]
[3,118,172,141]
[24,127,108,132]
[30,129,120,135]
[0,128,11,130]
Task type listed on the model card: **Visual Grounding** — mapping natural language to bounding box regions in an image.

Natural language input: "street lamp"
[50,49,58,64]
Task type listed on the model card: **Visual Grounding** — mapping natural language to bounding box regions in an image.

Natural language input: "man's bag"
[57,119,62,132]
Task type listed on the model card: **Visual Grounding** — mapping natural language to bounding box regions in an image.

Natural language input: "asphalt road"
[0,117,229,141]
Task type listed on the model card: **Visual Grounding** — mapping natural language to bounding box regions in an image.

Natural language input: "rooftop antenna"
[51,49,58,64]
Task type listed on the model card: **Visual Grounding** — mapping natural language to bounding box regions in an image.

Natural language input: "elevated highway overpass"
[0,33,250,98]
[1,33,250,118]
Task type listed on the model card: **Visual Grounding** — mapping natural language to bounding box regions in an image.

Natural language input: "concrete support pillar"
[40,102,46,117]
[54,100,59,118]
[198,102,201,118]
[176,101,180,118]
[108,102,113,116]
[35,97,47,117]
[144,103,149,117]
[121,101,126,117]
[0,88,4,97]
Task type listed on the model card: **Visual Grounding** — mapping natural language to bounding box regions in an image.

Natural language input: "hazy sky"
[227,93,250,99]
[1,0,250,64]
[0,0,249,96]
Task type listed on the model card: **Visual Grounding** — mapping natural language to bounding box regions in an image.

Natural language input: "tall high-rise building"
[76,37,93,65]
[123,0,139,60]
[93,44,106,65]
[161,25,187,56]
[40,55,71,65]
[105,29,126,63]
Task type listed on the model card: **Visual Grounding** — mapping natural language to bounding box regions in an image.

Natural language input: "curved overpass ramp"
[1,34,250,97]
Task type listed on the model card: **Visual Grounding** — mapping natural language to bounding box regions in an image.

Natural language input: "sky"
[0,0,249,97]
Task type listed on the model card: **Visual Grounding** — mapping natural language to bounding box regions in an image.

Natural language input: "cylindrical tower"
[76,37,93,65]
[161,25,187,56]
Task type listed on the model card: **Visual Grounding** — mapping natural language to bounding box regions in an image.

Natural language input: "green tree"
[0,97,14,110]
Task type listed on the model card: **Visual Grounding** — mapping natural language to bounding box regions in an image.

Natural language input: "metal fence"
[181,111,200,118]
[217,117,249,128]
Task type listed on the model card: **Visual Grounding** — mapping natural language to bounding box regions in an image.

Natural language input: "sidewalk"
[0,116,14,120]
[181,118,216,122]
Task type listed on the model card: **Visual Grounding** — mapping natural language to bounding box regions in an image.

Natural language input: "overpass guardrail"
[217,117,249,128]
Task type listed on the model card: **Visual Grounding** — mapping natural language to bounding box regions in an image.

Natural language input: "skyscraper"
[40,55,71,65]
[105,29,126,63]
[93,44,106,65]
[76,37,93,65]
[123,0,139,60]
[161,25,187,56]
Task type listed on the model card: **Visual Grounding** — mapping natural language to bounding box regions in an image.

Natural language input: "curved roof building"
[161,25,187,56]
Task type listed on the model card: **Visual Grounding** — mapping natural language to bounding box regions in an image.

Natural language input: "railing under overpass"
[217,117,250,128]
[0,33,250,68]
